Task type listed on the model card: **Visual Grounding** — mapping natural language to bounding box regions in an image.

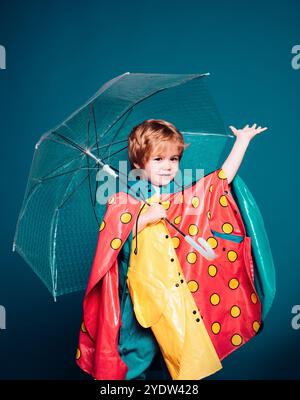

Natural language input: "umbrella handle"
[184,235,216,261]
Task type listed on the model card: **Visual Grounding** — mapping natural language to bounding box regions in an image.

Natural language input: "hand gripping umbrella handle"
[184,235,216,261]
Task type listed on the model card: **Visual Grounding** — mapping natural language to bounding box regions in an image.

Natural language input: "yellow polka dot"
[162,200,171,210]
[209,184,213,193]
[227,250,238,262]
[207,237,218,249]
[81,321,87,333]
[99,220,105,231]
[219,195,228,207]
[251,293,258,304]
[229,278,239,290]
[208,264,218,277]
[111,238,122,250]
[210,293,220,306]
[174,215,182,225]
[120,212,132,224]
[108,196,115,204]
[191,196,200,208]
[188,224,198,236]
[231,334,243,346]
[218,169,227,180]
[76,348,81,360]
[230,305,241,318]
[172,237,180,249]
[222,223,233,234]
[253,321,260,332]
[207,210,211,220]
[187,252,197,264]
[188,280,199,293]
[211,322,221,334]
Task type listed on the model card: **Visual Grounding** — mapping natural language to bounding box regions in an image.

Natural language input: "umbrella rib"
[91,104,99,156]
[89,138,128,152]
[43,137,79,147]
[103,107,133,164]
[57,160,98,211]
[34,72,130,151]
[35,163,90,183]
[36,153,85,182]
[16,155,86,224]
[87,106,133,210]
[87,105,99,210]
[100,145,128,161]
[58,158,102,228]
[58,121,129,153]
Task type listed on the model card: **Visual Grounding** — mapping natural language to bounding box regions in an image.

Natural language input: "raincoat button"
[178,272,181,276]
[119,347,127,355]
[196,318,200,322]
[193,310,197,314]
[180,279,184,284]
[165,235,169,239]
[170,258,174,262]
[175,283,179,287]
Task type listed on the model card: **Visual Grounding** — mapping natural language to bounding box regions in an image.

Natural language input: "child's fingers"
[256,126,267,131]
[229,125,238,134]
[258,127,268,133]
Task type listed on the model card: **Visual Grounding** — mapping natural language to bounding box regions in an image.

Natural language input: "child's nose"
[163,160,172,170]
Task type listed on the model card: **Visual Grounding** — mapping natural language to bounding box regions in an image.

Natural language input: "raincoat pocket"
[210,229,244,243]
[209,230,257,292]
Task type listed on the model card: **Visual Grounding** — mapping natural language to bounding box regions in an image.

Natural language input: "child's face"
[134,143,180,187]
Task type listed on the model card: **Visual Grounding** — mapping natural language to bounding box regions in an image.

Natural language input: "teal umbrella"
[12,72,275,316]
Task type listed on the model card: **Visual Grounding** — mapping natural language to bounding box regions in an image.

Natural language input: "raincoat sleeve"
[207,167,275,320]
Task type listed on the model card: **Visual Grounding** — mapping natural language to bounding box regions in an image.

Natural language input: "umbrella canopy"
[13,72,233,299]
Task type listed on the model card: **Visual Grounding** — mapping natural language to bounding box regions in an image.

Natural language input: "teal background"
[0,0,299,379]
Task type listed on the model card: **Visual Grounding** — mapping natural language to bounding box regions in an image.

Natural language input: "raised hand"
[229,123,268,142]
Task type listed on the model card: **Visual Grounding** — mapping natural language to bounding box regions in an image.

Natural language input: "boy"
[76,119,269,380]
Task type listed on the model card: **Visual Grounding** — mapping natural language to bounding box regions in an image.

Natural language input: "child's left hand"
[229,123,268,142]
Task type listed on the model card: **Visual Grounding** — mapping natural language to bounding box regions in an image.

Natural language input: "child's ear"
[133,162,140,169]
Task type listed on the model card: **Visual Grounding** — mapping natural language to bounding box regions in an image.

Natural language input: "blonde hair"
[128,119,189,169]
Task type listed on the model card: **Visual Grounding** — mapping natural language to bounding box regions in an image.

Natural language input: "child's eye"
[154,157,162,161]
[171,157,179,161]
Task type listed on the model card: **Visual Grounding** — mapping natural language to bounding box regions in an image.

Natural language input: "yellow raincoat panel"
[126,193,222,380]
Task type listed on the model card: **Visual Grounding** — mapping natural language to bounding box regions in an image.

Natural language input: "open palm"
[229,123,268,141]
